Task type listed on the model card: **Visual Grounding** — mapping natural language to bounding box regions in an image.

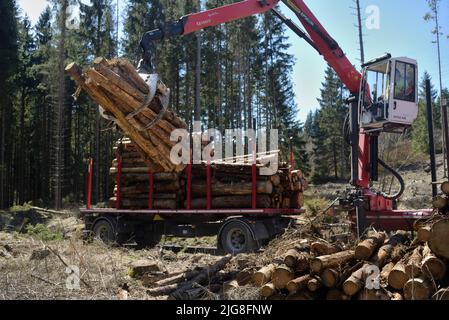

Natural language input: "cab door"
[388,59,418,125]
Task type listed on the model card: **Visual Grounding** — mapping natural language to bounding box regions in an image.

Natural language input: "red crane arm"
[181,0,279,34]
[141,0,364,96]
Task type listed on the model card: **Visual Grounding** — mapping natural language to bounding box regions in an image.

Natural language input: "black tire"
[219,221,259,254]
[92,220,116,245]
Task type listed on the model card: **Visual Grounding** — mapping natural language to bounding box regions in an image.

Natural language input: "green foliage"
[411,72,440,154]
[25,223,64,241]
[307,66,350,183]
[304,197,329,217]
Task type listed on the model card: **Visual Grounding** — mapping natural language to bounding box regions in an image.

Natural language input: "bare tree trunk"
[54,0,68,210]
[354,0,365,65]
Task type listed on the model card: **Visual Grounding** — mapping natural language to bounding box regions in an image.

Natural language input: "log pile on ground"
[109,139,307,210]
[221,227,449,300]
[65,58,187,173]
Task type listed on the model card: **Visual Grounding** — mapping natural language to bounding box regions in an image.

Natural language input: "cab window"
[394,61,416,102]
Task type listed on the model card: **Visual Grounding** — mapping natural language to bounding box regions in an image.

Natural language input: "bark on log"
[272,265,295,290]
[371,231,409,268]
[421,245,447,280]
[441,181,449,195]
[321,268,340,288]
[380,262,395,284]
[187,195,272,209]
[310,242,339,256]
[169,255,232,299]
[417,226,432,243]
[405,246,423,278]
[310,250,355,274]
[190,180,273,196]
[260,282,276,298]
[253,264,276,287]
[355,232,387,260]
[403,277,433,300]
[284,248,301,268]
[286,275,311,293]
[307,277,322,292]
[429,218,449,259]
[343,264,370,296]
[388,259,409,290]
[432,196,447,209]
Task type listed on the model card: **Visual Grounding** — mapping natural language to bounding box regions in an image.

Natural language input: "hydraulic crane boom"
[141,0,363,95]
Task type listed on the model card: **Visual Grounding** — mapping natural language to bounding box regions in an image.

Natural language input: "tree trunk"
[355,232,386,260]
[253,264,275,287]
[310,250,355,274]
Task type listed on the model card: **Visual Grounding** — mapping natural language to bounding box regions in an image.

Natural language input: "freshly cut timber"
[310,241,339,256]
[272,265,295,290]
[405,246,423,278]
[421,245,446,280]
[403,277,433,300]
[310,250,355,274]
[371,230,409,268]
[388,259,409,290]
[307,277,322,292]
[441,181,449,194]
[286,275,311,293]
[343,264,371,296]
[253,264,276,287]
[432,196,447,210]
[187,195,272,209]
[417,226,432,243]
[428,219,449,259]
[260,283,276,298]
[355,232,386,260]
[66,59,187,172]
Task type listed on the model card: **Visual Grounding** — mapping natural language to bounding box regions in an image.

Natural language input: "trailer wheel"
[92,220,116,245]
[219,221,259,254]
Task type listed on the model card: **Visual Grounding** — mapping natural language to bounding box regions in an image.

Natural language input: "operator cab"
[359,54,418,133]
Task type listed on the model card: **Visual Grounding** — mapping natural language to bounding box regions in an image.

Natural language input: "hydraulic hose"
[342,112,405,200]
[377,158,405,201]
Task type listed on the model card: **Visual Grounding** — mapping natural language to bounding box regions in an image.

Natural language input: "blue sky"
[17,0,449,123]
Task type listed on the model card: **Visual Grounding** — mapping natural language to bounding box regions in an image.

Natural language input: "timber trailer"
[80,0,433,254]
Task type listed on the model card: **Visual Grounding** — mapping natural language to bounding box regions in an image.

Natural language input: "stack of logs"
[109,138,183,209]
[244,223,449,300]
[65,58,187,173]
[109,139,307,210]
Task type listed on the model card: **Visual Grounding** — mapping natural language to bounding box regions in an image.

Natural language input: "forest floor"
[0,154,440,300]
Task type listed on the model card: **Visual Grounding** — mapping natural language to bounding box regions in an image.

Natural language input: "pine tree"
[312,66,349,182]
[30,6,53,205]
[0,0,19,209]
[15,15,36,204]
[411,71,439,153]
[122,0,152,65]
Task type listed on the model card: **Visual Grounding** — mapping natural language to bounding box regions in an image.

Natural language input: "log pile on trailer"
[65,58,187,173]
[109,139,307,210]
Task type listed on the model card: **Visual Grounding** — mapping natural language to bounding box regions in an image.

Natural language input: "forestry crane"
[138,0,425,234]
